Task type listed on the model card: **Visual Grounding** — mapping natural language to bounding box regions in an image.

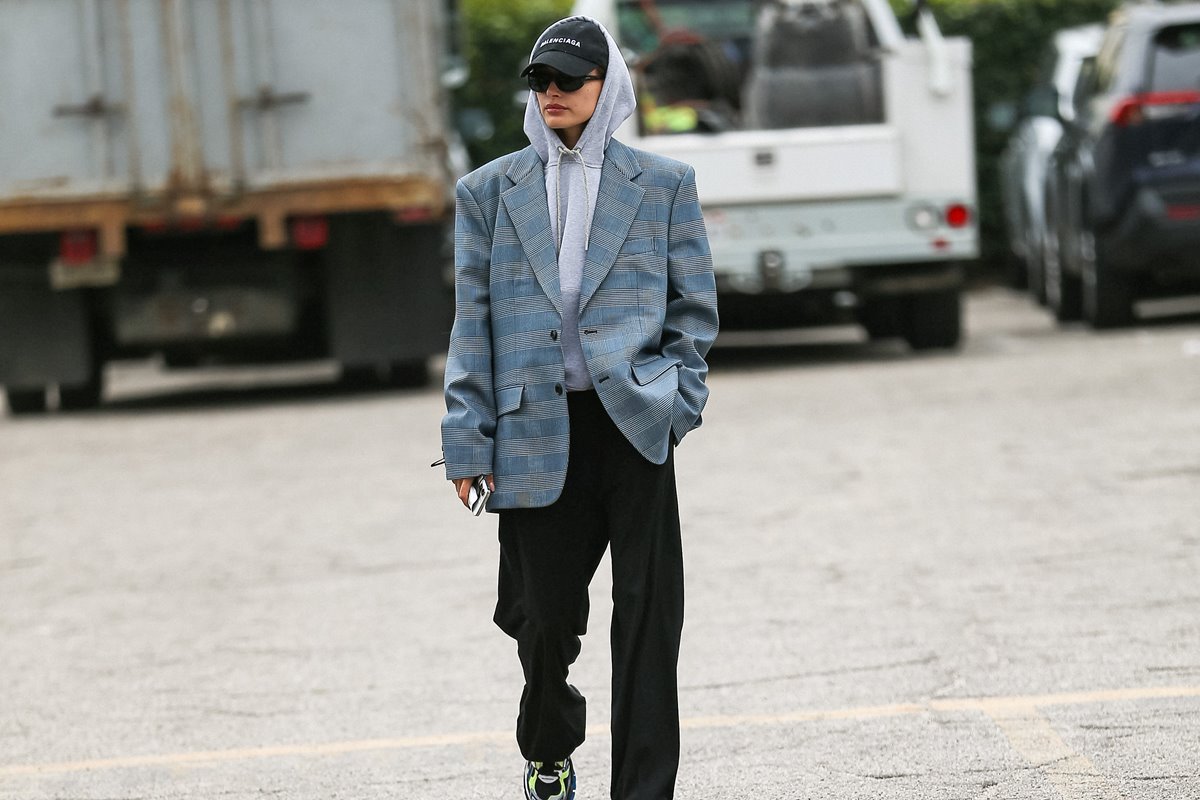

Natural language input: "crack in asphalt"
[681,654,938,691]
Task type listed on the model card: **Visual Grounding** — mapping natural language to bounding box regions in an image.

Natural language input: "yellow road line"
[2,685,1197,778]
[930,684,1200,713]
[0,731,512,778]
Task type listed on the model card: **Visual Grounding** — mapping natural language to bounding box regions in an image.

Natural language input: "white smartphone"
[468,475,491,516]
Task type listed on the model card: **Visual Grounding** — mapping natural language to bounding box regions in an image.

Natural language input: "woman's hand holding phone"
[453,474,494,514]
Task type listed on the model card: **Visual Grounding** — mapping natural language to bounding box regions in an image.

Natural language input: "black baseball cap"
[521,18,609,78]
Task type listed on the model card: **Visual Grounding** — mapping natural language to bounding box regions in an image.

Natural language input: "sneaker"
[524,756,576,800]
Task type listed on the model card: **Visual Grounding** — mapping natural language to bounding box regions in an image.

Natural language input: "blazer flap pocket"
[495,384,525,416]
[632,357,679,385]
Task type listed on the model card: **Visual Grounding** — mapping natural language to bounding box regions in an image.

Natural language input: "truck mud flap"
[323,214,451,368]
[0,266,94,389]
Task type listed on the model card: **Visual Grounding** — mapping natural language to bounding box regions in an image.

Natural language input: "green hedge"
[455,0,574,167]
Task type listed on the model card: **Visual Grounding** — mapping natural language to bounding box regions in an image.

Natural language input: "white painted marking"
[986,706,1125,800]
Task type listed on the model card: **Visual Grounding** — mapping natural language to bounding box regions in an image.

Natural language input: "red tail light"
[394,206,435,225]
[60,230,98,265]
[1166,204,1200,221]
[290,216,329,250]
[1111,91,1200,126]
[944,204,972,229]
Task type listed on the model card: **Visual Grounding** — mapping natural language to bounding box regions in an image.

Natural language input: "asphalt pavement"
[1,288,1198,799]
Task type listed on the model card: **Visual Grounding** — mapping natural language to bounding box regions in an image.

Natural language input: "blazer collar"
[501,148,561,314]
[499,141,646,317]
[579,140,644,313]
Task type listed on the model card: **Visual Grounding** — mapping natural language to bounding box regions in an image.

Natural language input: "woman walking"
[440,16,718,800]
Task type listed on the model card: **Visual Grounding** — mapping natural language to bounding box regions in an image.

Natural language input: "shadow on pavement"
[708,326,928,372]
[75,360,438,417]
[103,379,432,415]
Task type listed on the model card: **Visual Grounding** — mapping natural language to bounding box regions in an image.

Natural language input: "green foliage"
[891,0,1121,270]
[456,0,574,166]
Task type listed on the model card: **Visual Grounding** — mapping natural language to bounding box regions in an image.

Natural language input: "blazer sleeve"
[662,165,719,445]
[440,179,496,479]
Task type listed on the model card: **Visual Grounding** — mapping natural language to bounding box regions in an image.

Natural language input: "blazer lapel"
[501,148,562,315]
[579,141,645,313]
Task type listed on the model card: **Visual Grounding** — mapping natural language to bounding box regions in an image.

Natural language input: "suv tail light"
[1110,91,1200,126]
[60,230,98,265]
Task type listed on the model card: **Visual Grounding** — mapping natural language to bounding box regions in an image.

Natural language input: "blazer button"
[555,384,563,395]
[550,330,559,341]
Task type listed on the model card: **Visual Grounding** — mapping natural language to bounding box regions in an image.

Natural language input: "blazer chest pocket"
[495,384,525,416]
[620,237,657,256]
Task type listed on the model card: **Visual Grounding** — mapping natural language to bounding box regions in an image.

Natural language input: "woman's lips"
[545,104,567,112]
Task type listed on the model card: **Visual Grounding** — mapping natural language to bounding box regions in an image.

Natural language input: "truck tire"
[1080,229,1133,329]
[858,297,903,341]
[902,289,961,351]
[5,387,47,415]
[59,371,103,411]
[388,358,429,388]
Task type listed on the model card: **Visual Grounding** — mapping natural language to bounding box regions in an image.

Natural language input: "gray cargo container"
[0,0,458,413]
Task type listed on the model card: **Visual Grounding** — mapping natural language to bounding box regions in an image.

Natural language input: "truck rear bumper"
[705,196,977,295]
[714,261,964,296]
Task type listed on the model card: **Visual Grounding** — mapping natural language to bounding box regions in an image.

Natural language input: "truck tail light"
[1111,91,1200,126]
[394,206,435,225]
[1166,204,1200,221]
[290,215,329,250]
[944,204,972,228]
[60,230,98,265]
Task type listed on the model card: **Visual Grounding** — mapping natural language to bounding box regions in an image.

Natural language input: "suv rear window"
[1149,23,1200,92]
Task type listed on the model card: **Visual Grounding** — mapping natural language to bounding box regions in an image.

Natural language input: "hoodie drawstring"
[554,143,598,253]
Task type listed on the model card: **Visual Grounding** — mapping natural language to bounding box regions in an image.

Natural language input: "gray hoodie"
[523,17,637,391]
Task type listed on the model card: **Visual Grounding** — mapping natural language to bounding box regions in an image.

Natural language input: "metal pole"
[218,0,247,192]
[117,0,144,193]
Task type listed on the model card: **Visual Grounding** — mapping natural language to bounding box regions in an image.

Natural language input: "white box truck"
[574,0,979,348]
[0,0,461,414]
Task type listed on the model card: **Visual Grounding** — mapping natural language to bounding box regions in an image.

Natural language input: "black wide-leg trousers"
[495,389,684,800]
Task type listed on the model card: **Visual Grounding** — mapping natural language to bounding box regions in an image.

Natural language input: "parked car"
[998,24,1104,301]
[1045,2,1200,328]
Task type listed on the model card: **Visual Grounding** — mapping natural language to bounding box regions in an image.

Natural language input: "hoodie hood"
[521,16,636,393]
[523,16,637,167]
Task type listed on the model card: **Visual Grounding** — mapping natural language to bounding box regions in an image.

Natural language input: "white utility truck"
[0,0,461,414]
[574,0,978,348]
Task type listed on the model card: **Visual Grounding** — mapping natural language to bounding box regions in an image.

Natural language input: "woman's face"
[534,68,604,148]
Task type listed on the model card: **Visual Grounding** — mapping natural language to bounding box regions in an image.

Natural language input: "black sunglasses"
[526,70,603,93]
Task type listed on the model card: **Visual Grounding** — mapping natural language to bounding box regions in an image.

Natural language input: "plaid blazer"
[440,139,718,510]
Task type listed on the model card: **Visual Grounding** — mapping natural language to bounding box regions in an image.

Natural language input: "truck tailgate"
[635,125,903,206]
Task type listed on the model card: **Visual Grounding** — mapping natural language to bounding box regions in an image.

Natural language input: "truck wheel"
[1080,229,1133,329]
[388,359,429,388]
[858,297,903,341]
[902,289,961,351]
[340,364,386,389]
[59,372,104,411]
[5,387,48,415]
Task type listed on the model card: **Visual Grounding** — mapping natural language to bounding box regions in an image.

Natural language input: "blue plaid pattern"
[441,140,718,509]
